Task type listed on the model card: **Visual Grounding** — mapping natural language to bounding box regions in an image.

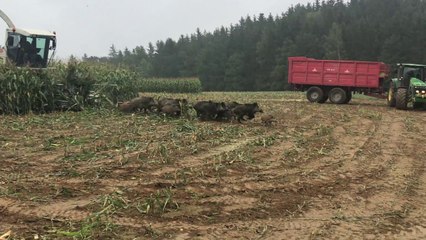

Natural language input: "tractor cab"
[4,28,56,68]
[396,63,426,87]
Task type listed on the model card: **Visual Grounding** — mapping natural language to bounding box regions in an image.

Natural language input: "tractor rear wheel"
[329,87,347,104]
[306,87,325,103]
[395,88,408,110]
[387,83,396,107]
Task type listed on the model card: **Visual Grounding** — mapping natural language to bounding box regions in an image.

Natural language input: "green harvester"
[387,63,426,110]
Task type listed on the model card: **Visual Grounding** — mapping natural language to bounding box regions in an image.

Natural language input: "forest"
[83,0,426,91]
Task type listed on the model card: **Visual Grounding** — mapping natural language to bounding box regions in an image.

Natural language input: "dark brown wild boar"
[160,104,181,117]
[232,103,263,123]
[118,96,157,113]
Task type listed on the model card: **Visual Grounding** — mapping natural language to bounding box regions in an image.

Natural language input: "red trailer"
[288,57,390,104]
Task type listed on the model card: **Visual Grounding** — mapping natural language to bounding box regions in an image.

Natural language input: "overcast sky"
[1,0,312,58]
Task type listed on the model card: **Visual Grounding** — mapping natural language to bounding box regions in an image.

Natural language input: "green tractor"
[387,63,426,110]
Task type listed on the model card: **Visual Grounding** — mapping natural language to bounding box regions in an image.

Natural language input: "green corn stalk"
[0,61,142,114]
[139,77,202,93]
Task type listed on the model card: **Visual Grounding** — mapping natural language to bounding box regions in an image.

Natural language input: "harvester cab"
[387,63,426,110]
[0,9,56,68]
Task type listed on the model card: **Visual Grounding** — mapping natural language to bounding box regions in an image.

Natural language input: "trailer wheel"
[318,89,329,103]
[306,87,325,103]
[329,88,347,104]
[318,95,329,103]
[395,88,408,110]
[343,91,352,104]
[387,83,396,107]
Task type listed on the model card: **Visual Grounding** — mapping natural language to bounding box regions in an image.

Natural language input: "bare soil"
[0,93,425,239]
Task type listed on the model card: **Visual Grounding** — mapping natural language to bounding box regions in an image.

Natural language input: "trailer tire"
[318,95,328,103]
[387,83,396,107]
[343,91,352,104]
[395,88,408,110]
[329,88,347,104]
[306,87,325,103]
[318,88,329,103]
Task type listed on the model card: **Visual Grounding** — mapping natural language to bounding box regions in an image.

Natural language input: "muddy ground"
[0,92,425,239]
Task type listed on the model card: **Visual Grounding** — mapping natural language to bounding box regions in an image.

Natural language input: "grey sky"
[1,0,311,58]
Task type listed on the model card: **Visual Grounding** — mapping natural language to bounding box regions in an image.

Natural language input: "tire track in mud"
[148,108,315,178]
[200,105,419,239]
[229,114,365,238]
[1,152,64,177]
[0,103,385,238]
[384,226,426,240]
[149,134,265,177]
[148,112,314,181]
[0,197,152,230]
[279,108,383,238]
[0,197,92,221]
[0,136,271,229]
[303,109,426,239]
[143,111,324,235]
[349,112,423,236]
[380,112,426,240]
[0,101,307,237]
[0,117,308,232]
[8,101,426,239]
[0,196,154,230]
[105,106,320,232]
[278,114,376,182]
[173,218,327,240]
[0,120,268,227]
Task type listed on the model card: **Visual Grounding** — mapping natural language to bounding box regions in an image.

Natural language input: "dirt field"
[0,92,425,239]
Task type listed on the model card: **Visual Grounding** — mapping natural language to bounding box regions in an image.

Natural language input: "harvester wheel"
[329,88,347,104]
[306,87,325,103]
[387,84,396,107]
[395,88,408,110]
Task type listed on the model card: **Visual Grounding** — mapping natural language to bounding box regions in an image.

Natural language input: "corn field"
[0,65,56,114]
[0,62,203,115]
[0,62,139,114]
[139,77,202,93]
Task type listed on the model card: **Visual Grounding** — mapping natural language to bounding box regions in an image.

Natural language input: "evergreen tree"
[224,53,245,91]
[108,44,118,58]
[323,23,345,59]
[103,0,426,91]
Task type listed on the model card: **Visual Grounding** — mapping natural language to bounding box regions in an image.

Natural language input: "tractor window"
[403,67,424,81]
[403,67,418,76]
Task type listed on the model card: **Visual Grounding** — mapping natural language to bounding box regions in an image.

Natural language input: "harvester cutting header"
[0,9,56,68]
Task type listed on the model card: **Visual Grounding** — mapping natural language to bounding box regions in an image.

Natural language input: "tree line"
[83,0,426,91]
